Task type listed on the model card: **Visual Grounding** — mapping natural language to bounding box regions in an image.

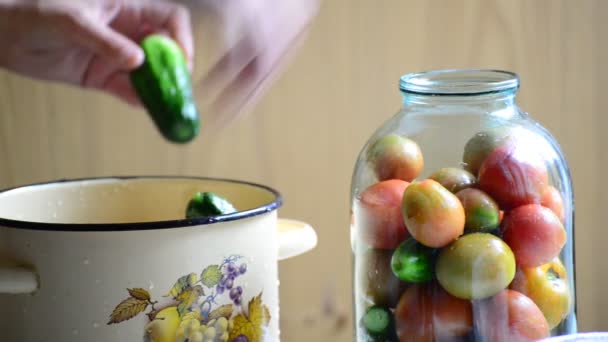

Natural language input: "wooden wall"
[0,1,605,340]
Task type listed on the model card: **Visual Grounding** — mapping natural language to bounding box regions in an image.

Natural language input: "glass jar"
[350,69,576,341]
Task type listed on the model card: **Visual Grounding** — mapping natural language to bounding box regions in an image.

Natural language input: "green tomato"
[428,167,477,193]
[455,188,500,233]
[462,127,513,175]
[366,134,424,182]
[391,238,435,283]
[436,233,515,300]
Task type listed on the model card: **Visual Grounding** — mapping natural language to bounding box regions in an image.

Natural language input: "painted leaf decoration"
[228,292,271,342]
[177,285,204,316]
[208,304,233,320]
[127,288,151,301]
[248,292,271,327]
[107,297,149,325]
[165,273,198,299]
[200,265,222,288]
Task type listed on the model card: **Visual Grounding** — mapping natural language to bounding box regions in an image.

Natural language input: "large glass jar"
[350,70,576,341]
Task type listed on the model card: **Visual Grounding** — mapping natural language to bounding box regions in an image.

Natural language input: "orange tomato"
[401,179,465,248]
[510,258,571,329]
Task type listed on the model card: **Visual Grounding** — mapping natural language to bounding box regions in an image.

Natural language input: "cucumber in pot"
[186,192,237,219]
[130,34,200,143]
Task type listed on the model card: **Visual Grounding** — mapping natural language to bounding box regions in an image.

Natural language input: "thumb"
[67,14,144,70]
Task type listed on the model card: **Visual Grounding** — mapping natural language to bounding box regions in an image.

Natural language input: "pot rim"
[0,176,283,232]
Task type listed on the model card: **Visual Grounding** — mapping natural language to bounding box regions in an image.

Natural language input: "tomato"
[367,134,424,182]
[394,283,472,342]
[541,185,566,224]
[510,258,571,329]
[428,167,477,193]
[462,127,513,175]
[359,248,408,308]
[474,289,549,342]
[502,204,566,267]
[456,188,500,233]
[478,142,548,209]
[401,179,465,248]
[357,180,410,249]
[436,233,515,300]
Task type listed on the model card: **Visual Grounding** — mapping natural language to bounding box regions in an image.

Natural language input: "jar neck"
[400,90,518,119]
[401,90,517,107]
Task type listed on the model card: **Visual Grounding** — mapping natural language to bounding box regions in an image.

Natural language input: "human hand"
[191,0,321,128]
[0,0,193,106]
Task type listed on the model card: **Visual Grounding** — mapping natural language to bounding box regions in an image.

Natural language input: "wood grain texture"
[0,0,605,340]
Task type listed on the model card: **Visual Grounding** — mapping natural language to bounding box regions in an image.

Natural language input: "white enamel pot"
[0,177,317,342]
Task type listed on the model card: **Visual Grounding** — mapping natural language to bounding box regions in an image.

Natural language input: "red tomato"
[357,179,410,249]
[474,289,549,342]
[510,258,571,329]
[478,143,548,209]
[502,204,566,267]
[541,186,566,223]
[395,283,473,342]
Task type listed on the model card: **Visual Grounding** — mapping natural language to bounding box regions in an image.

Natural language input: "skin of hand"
[0,0,321,127]
[0,0,193,106]
[191,0,321,128]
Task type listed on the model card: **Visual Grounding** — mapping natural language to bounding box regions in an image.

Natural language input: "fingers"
[62,0,194,71]
[204,26,311,130]
[198,0,320,128]
[196,34,260,101]
[103,73,143,107]
[61,10,144,70]
[82,55,142,107]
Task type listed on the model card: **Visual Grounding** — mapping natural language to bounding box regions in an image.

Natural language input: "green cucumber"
[130,34,200,143]
[391,238,435,283]
[361,306,398,341]
[186,192,237,219]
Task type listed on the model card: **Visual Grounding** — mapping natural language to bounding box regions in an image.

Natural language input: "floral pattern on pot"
[107,255,271,342]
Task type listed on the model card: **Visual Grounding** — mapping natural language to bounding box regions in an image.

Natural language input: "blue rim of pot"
[0,176,283,232]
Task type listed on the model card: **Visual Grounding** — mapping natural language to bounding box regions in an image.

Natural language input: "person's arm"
[192,0,321,127]
[0,0,321,124]
[0,0,193,106]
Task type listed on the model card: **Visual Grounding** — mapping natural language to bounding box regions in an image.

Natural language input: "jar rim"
[399,69,520,96]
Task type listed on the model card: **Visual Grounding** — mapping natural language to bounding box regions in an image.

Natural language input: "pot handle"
[277,218,317,261]
[0,264,38,294]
